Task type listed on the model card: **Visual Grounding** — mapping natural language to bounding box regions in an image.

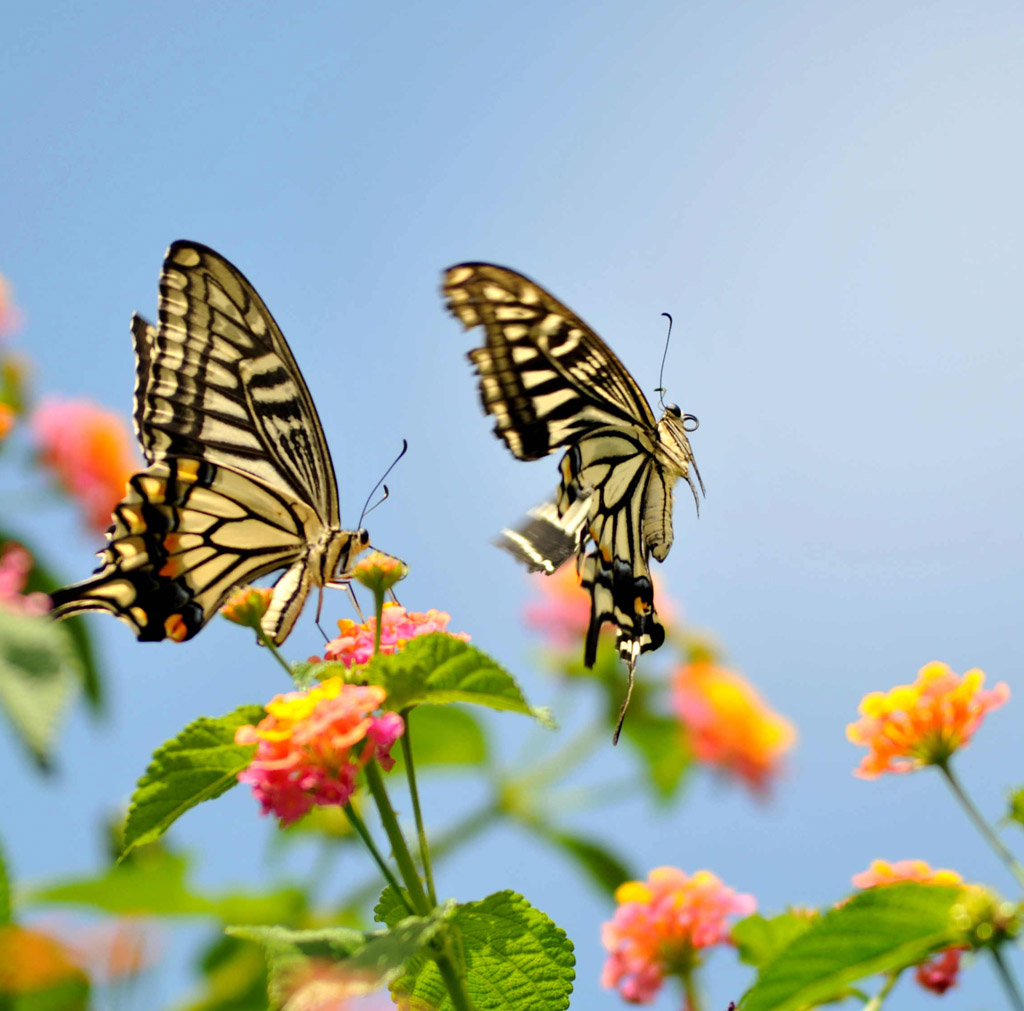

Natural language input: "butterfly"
[443,263,702,739]
[51,241,372,645]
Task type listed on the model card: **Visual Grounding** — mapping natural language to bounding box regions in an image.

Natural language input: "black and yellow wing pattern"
[443,263,702,703]
[51,242,369,645]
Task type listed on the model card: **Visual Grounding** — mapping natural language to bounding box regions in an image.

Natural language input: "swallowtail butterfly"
[443,263,702,737]
[51,242,371,645]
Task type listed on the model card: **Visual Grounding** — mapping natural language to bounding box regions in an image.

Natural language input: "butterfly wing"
[49,458,324,642]
[132,241,339,526]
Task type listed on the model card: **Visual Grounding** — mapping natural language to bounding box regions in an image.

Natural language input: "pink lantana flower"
[601,867,755,1004]
[33,397,139,532]
[0,543,50,616]
[235,680,404,825]
[525,563,677,651]
[323,602,468,668]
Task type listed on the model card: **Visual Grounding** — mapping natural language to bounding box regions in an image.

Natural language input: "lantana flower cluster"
[847,661,1009,778]
[324,602,469,668]
[33,397,139,532]
[235,680,404,825]
[601,867,755,1004]
[673,661,795,794]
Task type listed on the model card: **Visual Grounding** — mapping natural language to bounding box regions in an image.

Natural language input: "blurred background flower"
[32,397,139,532]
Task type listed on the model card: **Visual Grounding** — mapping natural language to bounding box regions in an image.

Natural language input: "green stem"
[938,762,1024,890]
[434,938,474,1011]
[991,946,1024,1011]
[862,970,900,1011]
[681,964,702,1011]
[373,585,384,655]
[344,804,412,915]
[364,760,431,915]
[255,627,293,678]
[401,710,437,904]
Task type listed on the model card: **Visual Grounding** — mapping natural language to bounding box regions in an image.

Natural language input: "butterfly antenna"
[358,439,408,528]
[653,312,673,412]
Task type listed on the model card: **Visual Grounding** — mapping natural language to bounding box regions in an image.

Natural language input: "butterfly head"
[657,406,705,512]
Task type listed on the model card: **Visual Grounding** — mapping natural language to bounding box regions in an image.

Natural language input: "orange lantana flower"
[0,925,87,993]
[847,661,1009,778]
[32,397,140,532]
[673,661,795,794]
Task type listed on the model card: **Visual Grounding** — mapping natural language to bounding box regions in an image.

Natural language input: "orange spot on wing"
[164,614,189,641]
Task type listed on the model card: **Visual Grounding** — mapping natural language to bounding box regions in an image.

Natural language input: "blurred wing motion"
[51,241,368,644]
[443,262,702,735]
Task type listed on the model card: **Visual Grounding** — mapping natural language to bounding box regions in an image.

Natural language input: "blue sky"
[4,1,1024,1007]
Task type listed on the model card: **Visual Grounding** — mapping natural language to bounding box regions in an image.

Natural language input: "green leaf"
[733,912,818,968]
[740,884,964,1011]
[172,935,269,1011]
[29,850,216,917]
[381,890,575,1011]
[232,909,452,1007]
[358,634,551,724]
[1006,787,1024,828]
[11,530,104,712]
[0,608,81,769]
[394,705,488,769]
[1,978,90,1011]
[122,706,265,858]
[533,828,633,897]
[28,847,305,925]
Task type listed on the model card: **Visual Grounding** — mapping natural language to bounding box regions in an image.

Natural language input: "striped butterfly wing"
[53,243,365,645]
[132,241,339,525]
[443,263,671,672]
[50,458,328,642]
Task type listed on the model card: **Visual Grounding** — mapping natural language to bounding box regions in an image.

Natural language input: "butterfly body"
[444,262,701,675]
[51,242,370,645]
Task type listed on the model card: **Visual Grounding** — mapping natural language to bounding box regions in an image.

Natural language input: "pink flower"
[0,273,22,338]
[673,662,795,795]
[0,542,51,616]
[235,680,404,825]
[601,867,755,1004]
[526,563,677,651]
[323,602,468,668]
[33,397,140,532]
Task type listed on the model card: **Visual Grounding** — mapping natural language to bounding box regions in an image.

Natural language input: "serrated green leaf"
[122,706,266,858]
[0,608,81,769]
[381,890,575,1011]
[740,884,964,1011]
[394,705,488,769]
[356,634,550,724]
[733,912,818,968]
[535,828,632,897]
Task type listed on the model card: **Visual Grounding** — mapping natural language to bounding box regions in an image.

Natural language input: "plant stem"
[401,710,437,904]
[681,965,702,1011]
[992,946,1024,1011]
[434,937,474,1011]
[344,804,412,915]
[255,627,294,677]
[862,970,900,1011]
[365,760,431,915]
[373,584,384,655]
[938,762,1024,890]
